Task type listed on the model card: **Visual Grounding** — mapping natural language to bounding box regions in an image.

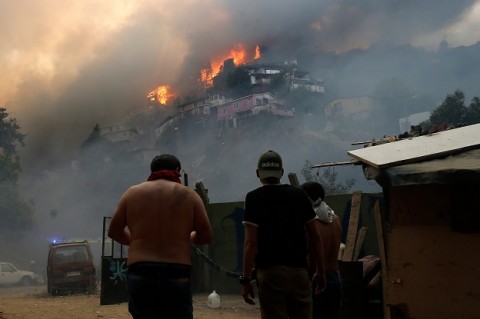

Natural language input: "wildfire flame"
[254,45,261,60]
[200,44,261,87]
[147,85,174,106]
[148,44,262,102]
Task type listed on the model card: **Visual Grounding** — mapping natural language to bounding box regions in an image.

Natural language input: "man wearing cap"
[240,150,325,319]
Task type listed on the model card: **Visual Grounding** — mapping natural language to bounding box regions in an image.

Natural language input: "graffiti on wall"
[109,258,128,285]
[100,257,128,305]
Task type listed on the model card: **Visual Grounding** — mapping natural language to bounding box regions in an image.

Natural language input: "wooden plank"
[194,181,210,291]
[374,200,390,319]
[347,123,480,169]
[342,191,362,261]
[353,226,367,261]
[287,173,300,187]
[195,181,209,204]
[310,160,361,168]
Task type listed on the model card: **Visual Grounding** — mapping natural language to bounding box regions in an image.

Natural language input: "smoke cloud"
[2,0,479,162]
[1,0,480,267]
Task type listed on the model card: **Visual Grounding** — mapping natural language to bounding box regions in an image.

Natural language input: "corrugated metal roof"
[347,123,480,169]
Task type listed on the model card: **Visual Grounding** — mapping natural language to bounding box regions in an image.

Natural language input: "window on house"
[263,98,268,105]
[266,69,280,74]
[233,102,239,109]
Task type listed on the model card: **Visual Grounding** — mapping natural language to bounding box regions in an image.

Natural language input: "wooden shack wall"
[385,184,480,319]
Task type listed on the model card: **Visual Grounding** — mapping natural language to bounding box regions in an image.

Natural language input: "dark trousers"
[256,266,313,319]
[126,262,192,319]
[312,270,342,319]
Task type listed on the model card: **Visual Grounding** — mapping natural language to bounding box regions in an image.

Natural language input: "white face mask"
[313,201,335,223]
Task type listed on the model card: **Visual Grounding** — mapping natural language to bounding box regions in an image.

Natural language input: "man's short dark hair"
[150,154,181,172]
[300,181,325,202]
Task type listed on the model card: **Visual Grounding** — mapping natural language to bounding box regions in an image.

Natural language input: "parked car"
[47,240,96,295]
[0,262,43,286]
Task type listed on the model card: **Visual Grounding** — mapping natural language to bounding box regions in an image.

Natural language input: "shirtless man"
[108,154,212,319]
[300,181,343,319]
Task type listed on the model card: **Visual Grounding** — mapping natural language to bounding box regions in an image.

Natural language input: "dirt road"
[0,286,260,319]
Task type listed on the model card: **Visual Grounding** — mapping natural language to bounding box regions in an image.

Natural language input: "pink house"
[216,92,293,124]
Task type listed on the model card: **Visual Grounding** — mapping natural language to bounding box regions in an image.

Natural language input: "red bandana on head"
[147,170,182,184]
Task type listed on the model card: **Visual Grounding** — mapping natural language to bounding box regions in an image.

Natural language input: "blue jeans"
[126,262,192,319]
[312,270,342,319]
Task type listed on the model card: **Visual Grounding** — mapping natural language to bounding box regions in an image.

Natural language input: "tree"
[429,90,466,125]
[0,108,34,238]
[0,107,25,155]
[301,160,355,195]
[466,97,480,124]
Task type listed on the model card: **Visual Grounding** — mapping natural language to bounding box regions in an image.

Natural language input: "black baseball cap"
[257,150,283,179]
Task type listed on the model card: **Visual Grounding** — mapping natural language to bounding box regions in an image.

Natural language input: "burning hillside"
[146,44,262,106]
[147,85,176,107]
[200,44,260,87]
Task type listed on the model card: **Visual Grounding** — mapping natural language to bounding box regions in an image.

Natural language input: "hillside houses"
[324,96,377,119]
[245,58,324,93]
[99,58,327,145]
[290,70,324,93]
[217,92,293,128]
[323,95,381,132]
[176,94,230,119]
[99,122,138,144]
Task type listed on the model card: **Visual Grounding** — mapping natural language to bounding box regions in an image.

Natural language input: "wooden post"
[374,200,390,319]
[353,226,367,261]
[288,173,300,187]
[342,191,362,262]
[195,181,209,205]
[194,181,210,292]
[183,172,189,187]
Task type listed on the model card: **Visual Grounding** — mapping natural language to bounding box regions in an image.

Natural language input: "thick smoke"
[2,0,479,164]
[1,0,480,268]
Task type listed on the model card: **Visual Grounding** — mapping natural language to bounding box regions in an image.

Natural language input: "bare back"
[108,179,212,266]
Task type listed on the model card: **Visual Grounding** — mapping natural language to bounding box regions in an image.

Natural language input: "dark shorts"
[126,262,192,319]
[256,266,312,319]
[312,270,342,319]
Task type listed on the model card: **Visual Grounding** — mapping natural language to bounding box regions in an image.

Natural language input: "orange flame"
[147,85,174,106]
[200,43,260,87]
[254,45,261,60]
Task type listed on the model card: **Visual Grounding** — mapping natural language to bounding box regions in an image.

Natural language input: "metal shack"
[347,123,480,319]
